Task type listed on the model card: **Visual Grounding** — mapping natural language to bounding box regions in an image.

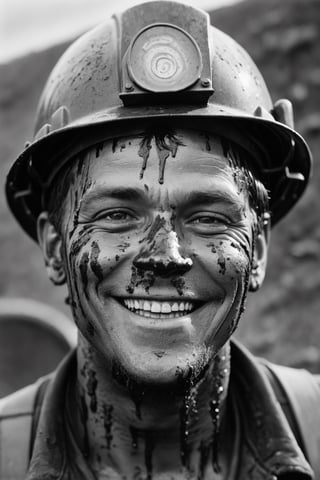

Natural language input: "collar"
[26,351,75,480]
[230,340,313,479]
[26,344,314,480]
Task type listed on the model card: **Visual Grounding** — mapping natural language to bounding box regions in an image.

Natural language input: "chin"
[111,340,215,391]
[79,294,230,388]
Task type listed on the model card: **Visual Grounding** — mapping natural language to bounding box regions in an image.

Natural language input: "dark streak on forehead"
[138,130,185,184]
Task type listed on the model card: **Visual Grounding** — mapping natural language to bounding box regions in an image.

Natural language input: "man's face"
[43,129,266,384]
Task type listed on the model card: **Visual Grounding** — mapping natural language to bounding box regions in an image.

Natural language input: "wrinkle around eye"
[215,229,252,257]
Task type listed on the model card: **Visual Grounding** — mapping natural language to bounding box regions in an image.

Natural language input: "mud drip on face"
[95,142,104,158]
[80,392,90,458]
[86,369,98,413]
[209,352,229,474]
[138,137,153,180]
[138,132,185,184]
[112,361,145,420]
[179,368,198,471]
[175,354,215,476]
[69,155,92,239]
[200,132,211,152]
[199,439,211,480]
[144,431,154,480]
[130,426,139,450]
[103,404,114,450]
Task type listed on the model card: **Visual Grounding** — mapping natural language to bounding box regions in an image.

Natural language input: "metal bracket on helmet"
[34,106,70,141]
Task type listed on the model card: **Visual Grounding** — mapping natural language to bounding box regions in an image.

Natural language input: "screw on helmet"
[6,1,312,241]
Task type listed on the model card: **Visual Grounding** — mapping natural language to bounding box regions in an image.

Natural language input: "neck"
[68,335,234,480]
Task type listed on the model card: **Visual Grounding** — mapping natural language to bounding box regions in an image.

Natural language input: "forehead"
[79,129,239,180]
[67,129,253,207]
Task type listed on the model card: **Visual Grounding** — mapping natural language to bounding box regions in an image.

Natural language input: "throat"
[71,336,232,479]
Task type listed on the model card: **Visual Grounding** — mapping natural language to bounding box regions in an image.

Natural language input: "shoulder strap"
[264,362,320,478]
[0,379,48,480]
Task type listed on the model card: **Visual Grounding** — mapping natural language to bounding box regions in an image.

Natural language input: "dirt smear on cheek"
[68,229,93,319]
[89,241,104,293]
[207,239,252,335]
[217,252,226,275]
[207,242,227,276]
[79,251,90,299]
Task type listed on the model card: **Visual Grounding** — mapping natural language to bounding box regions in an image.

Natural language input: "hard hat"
[6,1,312,241]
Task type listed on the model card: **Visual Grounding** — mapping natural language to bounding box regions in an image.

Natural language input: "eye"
[192,216,224,225]
[187,213,229,234]
[94,209,138,225]
[104,211,133,222]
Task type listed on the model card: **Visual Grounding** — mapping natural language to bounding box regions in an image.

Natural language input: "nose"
[133,230,193,277]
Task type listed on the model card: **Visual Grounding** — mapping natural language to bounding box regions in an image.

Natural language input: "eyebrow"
[81,186,147,204]
[81,186,244,211]
[182,191,243,208]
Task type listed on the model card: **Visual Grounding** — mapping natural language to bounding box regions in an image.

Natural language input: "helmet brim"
[6,103,312,242]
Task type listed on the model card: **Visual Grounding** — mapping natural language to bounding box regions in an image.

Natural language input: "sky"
[1,0,242,63]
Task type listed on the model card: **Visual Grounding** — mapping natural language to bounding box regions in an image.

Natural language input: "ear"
[37,212,66,286]
[249,219,270,293]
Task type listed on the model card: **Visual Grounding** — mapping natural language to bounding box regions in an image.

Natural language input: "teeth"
[172,302,179,312]
[151,302,161,313]
[143,300,151,311]
[134,300,140,310]
[161,302,171,313]
[122,299,196,315]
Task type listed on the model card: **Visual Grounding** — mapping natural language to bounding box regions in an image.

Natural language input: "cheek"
[67,228,137,289]
[205,237,251,283]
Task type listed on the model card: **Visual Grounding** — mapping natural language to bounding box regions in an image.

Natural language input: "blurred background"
[0,0,319,395]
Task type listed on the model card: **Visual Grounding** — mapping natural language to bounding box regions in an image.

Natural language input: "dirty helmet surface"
[6,1,312,241]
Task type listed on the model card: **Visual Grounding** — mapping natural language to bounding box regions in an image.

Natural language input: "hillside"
[0,0,319,370]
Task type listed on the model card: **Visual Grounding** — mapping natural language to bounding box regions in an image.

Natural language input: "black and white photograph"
[0,0,319,478]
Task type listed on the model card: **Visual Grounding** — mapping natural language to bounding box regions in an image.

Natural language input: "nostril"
[133,257,193,276]
[134,230,193,275]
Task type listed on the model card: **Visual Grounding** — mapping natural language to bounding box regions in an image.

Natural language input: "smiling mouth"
[119,298,203,319]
